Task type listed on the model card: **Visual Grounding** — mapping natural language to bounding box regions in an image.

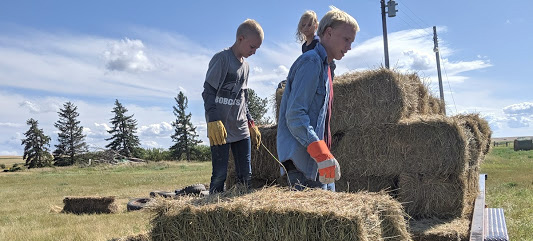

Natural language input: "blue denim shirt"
[277,42,330,181]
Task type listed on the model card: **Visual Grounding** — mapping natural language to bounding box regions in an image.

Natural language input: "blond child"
[202,19,263,194]
[278,6,359,190]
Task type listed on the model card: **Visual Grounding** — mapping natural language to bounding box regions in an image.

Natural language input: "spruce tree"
[53,101,88,166]
[105,99,140,157]
[247,88,272,126]
[21,118,53,168]
[170,91,200,160]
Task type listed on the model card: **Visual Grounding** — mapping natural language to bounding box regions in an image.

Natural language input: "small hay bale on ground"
[397,172,477,219]
[150,187,411,241]
[331,68,428,133]
[62,196,119,214]
[409,218,470,241]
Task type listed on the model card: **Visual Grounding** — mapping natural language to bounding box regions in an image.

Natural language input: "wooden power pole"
[433,26,446,115]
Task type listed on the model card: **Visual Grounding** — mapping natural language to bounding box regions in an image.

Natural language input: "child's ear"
[238,35,245,43]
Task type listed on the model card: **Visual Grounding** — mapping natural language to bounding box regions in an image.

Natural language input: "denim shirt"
[277,42,330,181]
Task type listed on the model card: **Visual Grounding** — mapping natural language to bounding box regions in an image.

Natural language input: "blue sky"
[1,0,532,155]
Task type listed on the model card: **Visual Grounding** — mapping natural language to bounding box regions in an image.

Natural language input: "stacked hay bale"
[228,68,491,239]
[150,187,411,241]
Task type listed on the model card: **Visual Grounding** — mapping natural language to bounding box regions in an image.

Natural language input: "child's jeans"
[209,138,251,194]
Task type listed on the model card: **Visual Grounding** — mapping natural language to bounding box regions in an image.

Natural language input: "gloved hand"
[248,120,261,149]
[307,140,341,184]
[207,120,227,146]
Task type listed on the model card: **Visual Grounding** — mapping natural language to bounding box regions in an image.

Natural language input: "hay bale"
[473,114,492,154]
[454,114,484,167]
[514,137,533,151]
[333,116,469,176]
[227,125,281,189]
[427,96,444,115]
[397,172,477,219]
[62,196,119,214]
[275,69,432,132]
[334,174,399,195]
[150,187,411,241]
[409,218,470,241]
[331,68,428,133]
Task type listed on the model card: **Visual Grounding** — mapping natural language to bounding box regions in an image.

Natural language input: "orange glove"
[248,121,261,150]
[307,140,341,184]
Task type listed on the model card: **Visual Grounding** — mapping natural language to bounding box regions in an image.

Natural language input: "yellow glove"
[207,120,227,146]
[249,123,261,150]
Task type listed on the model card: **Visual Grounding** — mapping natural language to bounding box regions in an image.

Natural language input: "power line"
[400,1,433,32]
[397,15,433,39]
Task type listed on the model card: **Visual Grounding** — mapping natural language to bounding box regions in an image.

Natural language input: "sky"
[1,0,532,156]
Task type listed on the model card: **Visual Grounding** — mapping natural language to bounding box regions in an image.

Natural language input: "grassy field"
[481,145,533,240]
[1,145,532,240]
[0,156,24,166]
[0,161,212,241]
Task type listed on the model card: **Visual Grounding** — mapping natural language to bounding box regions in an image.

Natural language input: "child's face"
[323,23,356,61]
[237,34,262,58]
[300,19,317,38]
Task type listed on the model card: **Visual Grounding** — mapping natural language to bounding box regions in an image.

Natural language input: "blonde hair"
[317,6,360,38]
[296,10,318,43]
[236,19,264,41]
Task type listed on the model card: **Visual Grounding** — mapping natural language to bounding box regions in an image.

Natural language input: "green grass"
[481,146,533,241]
[0,161,211,241]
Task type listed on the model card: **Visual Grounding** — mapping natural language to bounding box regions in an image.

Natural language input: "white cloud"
[138,122,173,137]
[503,102,533,116]
[103,38,155,72]
[0,122,24,127]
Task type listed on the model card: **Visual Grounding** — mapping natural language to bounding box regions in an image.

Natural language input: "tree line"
[20,90,271,168]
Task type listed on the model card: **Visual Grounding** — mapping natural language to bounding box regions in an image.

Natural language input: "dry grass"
[0,155,24,167]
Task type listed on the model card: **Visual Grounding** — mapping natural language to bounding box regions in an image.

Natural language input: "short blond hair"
[317,6,360,38]
[236,19,264,40]
[296,10,318,43]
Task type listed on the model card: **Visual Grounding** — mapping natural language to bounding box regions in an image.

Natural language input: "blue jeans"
[287,167,335,191]
[209,138,251,194]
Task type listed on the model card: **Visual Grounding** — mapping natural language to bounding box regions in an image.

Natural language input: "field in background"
[0,156,23,166]
[1,143,532,240]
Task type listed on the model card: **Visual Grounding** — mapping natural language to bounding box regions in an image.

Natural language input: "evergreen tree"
[21,118,53,168]
[105,99,140,157]
[170,91,200,160]
[53,101,88,166]
[248,88,273,125]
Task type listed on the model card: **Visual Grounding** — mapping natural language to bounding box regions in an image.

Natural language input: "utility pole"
[381,0,397,69]
[433,26,446,115]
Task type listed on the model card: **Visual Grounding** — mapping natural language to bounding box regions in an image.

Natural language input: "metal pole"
[381,0,390,69]
[433,26,446,115]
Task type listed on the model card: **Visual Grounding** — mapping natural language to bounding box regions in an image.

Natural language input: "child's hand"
[207,121,227,146]
[248,121,261,150]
